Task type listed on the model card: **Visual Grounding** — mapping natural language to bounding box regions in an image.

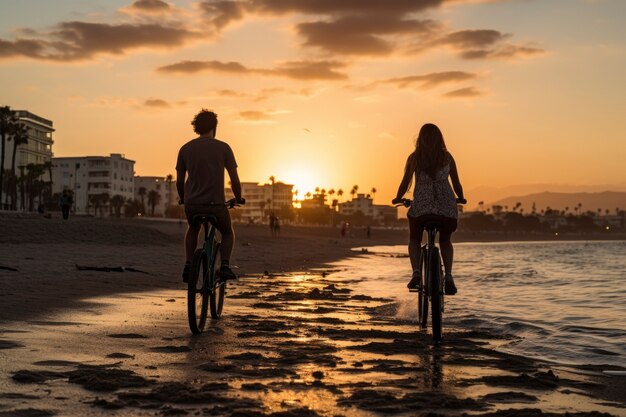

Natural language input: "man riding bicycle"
[176,109,245,283]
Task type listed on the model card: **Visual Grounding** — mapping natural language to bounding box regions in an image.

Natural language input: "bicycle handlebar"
[178,198,246,208]
[393,197,467,207]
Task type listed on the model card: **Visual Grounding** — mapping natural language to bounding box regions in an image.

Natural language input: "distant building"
[300,193,326,209]
[2,110,54,174]
[1,110,55,210]
[134,176,175,216]
[338,193,398,223]
[227,181,294,222]
[52,153,135,214]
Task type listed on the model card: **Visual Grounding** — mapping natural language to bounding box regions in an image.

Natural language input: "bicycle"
[396,198,466,343]
[187,198,241,334]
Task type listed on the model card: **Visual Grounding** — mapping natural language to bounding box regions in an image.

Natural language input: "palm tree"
[100,192,110,217]
[147,189,161,216]
[8,123,28,210]
[138,186,147,213]
[165,174,174,207]
[337,189,344,202]
[371,187,377,202]
[24,163,46,211]
[110,194,125,217]
[0,106,18,206]
[350,185,359,200]
[89,193,108,217]
[269,176,275,213]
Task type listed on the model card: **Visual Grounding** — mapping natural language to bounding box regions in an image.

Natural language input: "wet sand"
[1,216,625,416]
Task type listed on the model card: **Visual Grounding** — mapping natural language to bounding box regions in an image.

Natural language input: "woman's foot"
[444,274,457,295]
[407,270,421,289]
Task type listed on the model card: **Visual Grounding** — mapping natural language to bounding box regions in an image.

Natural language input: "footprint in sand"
[150,346,191,353]
[108,333,148,339]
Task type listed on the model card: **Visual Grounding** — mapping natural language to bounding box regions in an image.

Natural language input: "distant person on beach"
[269,214,276,237]
[274,216,280,237]
[60,190,73,220]
[176,109,245,283]
[392,123,465,294]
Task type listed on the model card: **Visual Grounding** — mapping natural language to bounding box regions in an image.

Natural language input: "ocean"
[344,240,626,367]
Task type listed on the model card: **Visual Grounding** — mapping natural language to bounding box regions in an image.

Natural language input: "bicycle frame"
[418,225,445,342]
[200,220,221,295]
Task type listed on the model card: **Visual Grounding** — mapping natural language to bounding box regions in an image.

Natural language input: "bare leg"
[220,226,234,262]
[440,240,453,277]
[185,224,201,262]
[408,216,423,273]
[409,238,421,272]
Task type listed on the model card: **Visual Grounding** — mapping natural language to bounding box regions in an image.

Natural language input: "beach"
[1,215,625,417]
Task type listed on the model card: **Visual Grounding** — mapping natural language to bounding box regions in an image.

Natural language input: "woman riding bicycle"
[392,123,465,294]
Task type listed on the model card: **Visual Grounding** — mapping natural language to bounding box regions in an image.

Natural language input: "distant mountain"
[466,183,626,207]
[485,191,626,214]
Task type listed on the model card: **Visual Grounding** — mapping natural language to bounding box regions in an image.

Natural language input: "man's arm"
[176,169,185,203]
[226,165,243,202]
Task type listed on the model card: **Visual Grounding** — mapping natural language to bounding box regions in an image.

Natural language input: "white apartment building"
[338,193,398,223]
[227,181,294,222]
[52,153,135,214]
[2,110,54,172]
[1,110,55,210]
[134,176,176,216]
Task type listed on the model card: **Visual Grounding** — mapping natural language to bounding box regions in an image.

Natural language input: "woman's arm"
[449,154,464,200]
[393,153,415,202]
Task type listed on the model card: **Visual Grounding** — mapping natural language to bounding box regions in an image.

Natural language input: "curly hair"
[191,109,218,134]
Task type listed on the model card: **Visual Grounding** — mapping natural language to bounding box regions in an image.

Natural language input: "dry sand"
[0,214,625,417]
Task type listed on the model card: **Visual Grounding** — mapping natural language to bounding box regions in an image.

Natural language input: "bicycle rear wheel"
[209,243,225,318]
[418,246,429,329]
[188,249,209,334]
[430,247,444,342]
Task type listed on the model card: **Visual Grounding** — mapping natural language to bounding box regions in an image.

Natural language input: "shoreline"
[1,216,625,416]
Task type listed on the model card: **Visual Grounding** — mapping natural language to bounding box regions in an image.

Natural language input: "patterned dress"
[408,153,458,219]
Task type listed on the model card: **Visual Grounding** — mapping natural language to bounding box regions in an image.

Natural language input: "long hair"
[412,123,447,179]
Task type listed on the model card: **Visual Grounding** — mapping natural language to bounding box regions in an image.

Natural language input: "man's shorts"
[408,214,457,242]
[184,204,232,235]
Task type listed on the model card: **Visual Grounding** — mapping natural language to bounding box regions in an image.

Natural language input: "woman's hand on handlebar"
[392,198,411,207]
[456,197,467,204]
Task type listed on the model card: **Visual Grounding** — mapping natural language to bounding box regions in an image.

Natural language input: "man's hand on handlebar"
[456,198,467,204]
[236,197,246,205]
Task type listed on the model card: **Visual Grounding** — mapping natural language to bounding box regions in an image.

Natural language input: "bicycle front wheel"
[430,247,444,342]
[188,249,209,334]
[418,246,429,329]
[210,243,225,319]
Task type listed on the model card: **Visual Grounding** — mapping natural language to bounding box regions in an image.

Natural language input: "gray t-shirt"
[176,137,237,205]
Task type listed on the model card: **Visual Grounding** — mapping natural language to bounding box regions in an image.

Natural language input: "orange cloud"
[143,98,170,108]
[442,86,484,98]
[127,0,172,13]
[380,71,478,89]
[157,59,348,81]
[0,22,200,61]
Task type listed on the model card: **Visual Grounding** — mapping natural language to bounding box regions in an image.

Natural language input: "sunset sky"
[1,0,625,204]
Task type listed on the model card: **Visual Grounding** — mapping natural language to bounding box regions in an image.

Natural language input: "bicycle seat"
[192,214,218,226]
[424,222,443,231]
